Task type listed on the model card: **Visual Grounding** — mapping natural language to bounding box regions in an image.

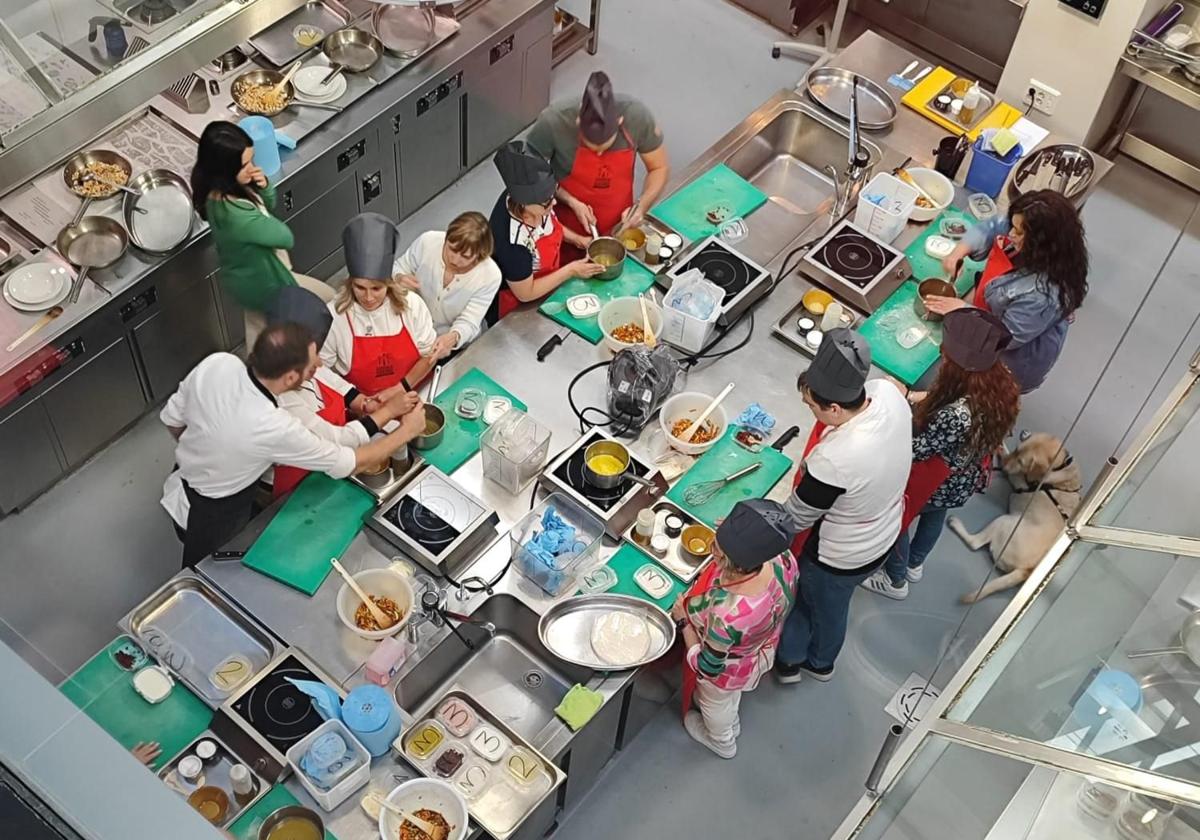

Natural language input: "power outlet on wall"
[1024,79,1061,116]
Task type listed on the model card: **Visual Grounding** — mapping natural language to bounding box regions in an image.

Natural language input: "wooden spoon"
[685,382,735,443]
[639,294,656,348]
[7,306,63,352]
[369,793,447,840]
[329,558,394,630]
[273,60,302,95]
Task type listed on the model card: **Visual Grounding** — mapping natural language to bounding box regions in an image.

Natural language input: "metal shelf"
[1118,54,1200,112]
[551,2,599,66]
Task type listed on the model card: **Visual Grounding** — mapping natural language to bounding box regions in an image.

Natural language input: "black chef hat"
[493,141,556,205]
[343,212,398,282]
[942,308,1012,372]
[579,71,619,145]
[266,286,333,346]
[715,499,798,571]
[804,328,871,403]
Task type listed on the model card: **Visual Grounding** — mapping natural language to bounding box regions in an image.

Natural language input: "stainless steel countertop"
[0,0,551,381]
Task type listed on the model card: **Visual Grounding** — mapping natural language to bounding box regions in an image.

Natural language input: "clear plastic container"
[510,493,605,596]
[579,564,618,594]
[285,719,371,812]
[853,172,918,244]
[481,409,552,494]
[454,760,491,801]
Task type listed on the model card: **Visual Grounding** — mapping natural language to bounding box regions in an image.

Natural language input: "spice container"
[664,516,683,538]
[632,509,655,546]
[503,747,544,788]
[229,764,256,806]
[649,534,670,558]
[579,564,618,594]
[177,755,203,788]
[643,231,663,264]
[658,246,674,263]
[663,233,683,250]
[960,83,981,124]
[195,740,217,762]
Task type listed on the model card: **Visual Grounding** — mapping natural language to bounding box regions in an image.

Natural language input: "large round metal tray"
[805,67,897,130]
[538,594,675,670]
[1010,144,1095,200]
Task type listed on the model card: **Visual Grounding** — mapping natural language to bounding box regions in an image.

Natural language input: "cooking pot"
[411,404,445,451]
[587,237,627,280]
[582,440,657,491]
[914,278,957,321]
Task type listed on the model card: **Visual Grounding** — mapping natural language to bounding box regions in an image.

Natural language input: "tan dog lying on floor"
[948,432,1083,604]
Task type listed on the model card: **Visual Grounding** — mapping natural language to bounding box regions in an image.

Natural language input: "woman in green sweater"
[191,121,333,345]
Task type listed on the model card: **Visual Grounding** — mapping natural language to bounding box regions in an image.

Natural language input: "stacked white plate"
[3,262,72,311]
[293,66,347,103]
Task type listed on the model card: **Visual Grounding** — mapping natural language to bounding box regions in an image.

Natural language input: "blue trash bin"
[964,134,1023,199]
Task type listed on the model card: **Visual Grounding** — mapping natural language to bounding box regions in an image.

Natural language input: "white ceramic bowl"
[378,778,469,840]
[598,296,664,353]
[336,568,414,640]
[659,391,729,455]
[906,167,954,222]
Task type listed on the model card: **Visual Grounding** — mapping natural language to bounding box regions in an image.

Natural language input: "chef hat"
[342,212,398,282]
[715,499,798,571]
[266,286,333,346]
[942,308,1012,372]
[804,328,871,403]
[579,71,619,144]
[493,141,556,205]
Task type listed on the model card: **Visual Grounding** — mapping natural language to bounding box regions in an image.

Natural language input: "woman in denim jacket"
[924,190,1089,393]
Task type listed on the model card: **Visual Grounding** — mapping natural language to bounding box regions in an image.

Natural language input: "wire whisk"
[682,462,763,506]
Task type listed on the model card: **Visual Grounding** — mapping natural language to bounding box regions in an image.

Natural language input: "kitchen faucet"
[826,74,872,219]
[407,586,497,650]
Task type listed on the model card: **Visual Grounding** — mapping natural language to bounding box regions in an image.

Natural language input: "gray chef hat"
[579,71,619,144]
[266,286,333,346]
[803,327,871,403]
[715,499,798,571]
[493,141,556,205]
[942,308,1012,372]
[343,212,398,282]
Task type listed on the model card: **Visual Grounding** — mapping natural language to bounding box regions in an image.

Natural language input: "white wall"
[997,0,1160,143]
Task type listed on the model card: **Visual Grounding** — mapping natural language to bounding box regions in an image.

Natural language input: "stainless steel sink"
[396,594,594,746]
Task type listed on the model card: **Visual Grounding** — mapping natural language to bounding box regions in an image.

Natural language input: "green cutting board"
[858,208,986,385]
[59,636,212,767]
[666,429,794,527]
[421,367,527,474]
[588,544,684,609]
[241,473,375,595]
[228,784,337,840]
[650,163,768,242]
[538,260,657,344]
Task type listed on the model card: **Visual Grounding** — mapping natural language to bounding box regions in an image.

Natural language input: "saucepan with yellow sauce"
[583,440,659,492]
[586,237,627,281]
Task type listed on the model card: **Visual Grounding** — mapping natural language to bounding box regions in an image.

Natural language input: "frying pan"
[56,216,128,304]
[1128,612,1200,666]
[320,28,382,85]
[372,4,437,57]
[122,169,195,255]
[231,69,343,117]
[62,149,133,226]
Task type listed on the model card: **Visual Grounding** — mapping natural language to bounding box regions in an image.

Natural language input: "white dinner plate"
[3,263,72,312]
[293,67,347,102]
[4,262,68,306]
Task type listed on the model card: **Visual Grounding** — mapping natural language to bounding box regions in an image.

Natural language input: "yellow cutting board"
[902,67,1021,141]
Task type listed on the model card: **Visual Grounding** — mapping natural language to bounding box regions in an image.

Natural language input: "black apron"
[180,479,258,568]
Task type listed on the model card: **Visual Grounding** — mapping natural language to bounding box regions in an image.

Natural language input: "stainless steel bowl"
[587,237,627,280]
[411,404,445,451]
[914,278,956,321]
[257,805,324,840]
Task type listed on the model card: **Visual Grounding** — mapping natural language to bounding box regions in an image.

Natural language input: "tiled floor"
[1,1,1199,838]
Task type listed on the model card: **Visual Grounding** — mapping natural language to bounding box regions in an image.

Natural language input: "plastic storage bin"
[853,172,918,244]
[965,133,1023,199]
[510,493,605,596]
[660,299,719,353]
[285,719,371,811]
[481,410,551,494]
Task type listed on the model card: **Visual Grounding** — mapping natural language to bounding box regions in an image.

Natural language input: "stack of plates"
[3,262,72,311]
[293,66,347,103]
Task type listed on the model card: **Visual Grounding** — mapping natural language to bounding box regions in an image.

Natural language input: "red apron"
[272,377,348,498]
[497,213,565,320]
[973,236,1017,310]
[343,312,420,394]
[558,126,638,238]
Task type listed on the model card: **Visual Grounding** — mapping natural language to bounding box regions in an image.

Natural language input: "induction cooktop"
[661,236,773,325]
[799,220,911,313]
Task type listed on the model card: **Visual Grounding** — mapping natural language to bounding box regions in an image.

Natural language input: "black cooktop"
[384,496,462,556]
[552,433,649,512]
[229,655,326,757]
[676,239,762,302]
[810,227,895,289]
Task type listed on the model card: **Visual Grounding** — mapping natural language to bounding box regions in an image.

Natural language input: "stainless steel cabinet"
[42,336,146,468]
[395,74,466,217]
[0,400,63,512]
[522,30,554,135]
[286,175,362,274]
[131,272,225,401]
[466,32,533,167]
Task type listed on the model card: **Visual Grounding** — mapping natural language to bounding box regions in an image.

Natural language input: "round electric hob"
[812,229,892,288]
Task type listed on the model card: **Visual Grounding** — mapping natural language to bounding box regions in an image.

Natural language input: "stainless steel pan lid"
[805,67,897,130]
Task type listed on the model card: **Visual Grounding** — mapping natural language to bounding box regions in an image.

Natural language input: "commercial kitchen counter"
[0,0,557,513]
[82,28,1114,840]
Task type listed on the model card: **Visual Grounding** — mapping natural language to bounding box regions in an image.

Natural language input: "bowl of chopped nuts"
[660,391,728,455]
[336,568,413,640]
[598,296,663,353]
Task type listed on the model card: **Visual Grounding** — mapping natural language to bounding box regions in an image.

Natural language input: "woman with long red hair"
[862,308,1021,599]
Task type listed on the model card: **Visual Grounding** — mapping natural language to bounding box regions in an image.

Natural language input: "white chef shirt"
[276,367,371,448]
[393,231,502,348]
[320,295,438,384]
[159,353,357,527]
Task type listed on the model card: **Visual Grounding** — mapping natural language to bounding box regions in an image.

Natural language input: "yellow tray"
[901,67,1021,141]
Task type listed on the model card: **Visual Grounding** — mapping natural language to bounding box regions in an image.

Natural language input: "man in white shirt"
[394,212,502,357]
[161,322,426,567]
[775,329,913,684]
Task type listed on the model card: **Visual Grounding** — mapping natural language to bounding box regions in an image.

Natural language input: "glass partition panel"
[945,541,1200,788]
[853,736,1200,840]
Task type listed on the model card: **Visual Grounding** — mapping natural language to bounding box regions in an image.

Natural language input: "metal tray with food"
[396,689,566,840]
[771,294,863,357]
[159,732,269,828]
[538,594,676,671]
[921,79,996,132]
[248,0,352,68]
[121,570,279,708]
[617,217,688,273]
[620,500,710,584]
[348,449,425,502]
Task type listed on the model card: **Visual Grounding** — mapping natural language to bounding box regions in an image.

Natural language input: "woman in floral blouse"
[671,499,799,758]
[863,308,1020,600]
